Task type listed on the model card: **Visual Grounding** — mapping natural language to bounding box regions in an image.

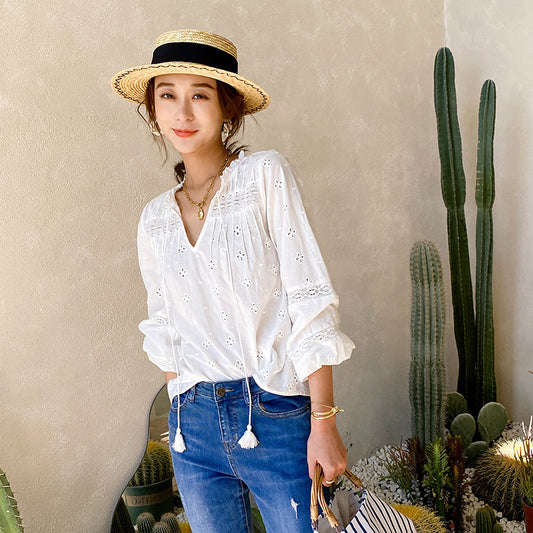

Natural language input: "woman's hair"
[138,78,248,184]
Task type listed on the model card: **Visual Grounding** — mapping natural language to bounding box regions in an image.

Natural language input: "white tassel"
[172,427,186,453]
[238,424,259,449]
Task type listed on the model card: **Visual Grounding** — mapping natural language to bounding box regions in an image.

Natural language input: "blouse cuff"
[289,327,355,381]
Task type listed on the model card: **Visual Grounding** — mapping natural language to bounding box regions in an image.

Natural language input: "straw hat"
[111,29,270,115]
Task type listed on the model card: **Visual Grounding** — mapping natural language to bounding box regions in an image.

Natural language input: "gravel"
[349,422,526,533]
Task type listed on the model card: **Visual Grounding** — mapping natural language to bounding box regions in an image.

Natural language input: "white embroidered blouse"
[137,150,354,401]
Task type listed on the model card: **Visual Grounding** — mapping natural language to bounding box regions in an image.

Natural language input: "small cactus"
[475,505,496,532]
[450,412,476,447]
[129,440,174,487]
[478,402,507,443]
[161,512,182,533]
[0,467,24,533]
[111,497,134,533]
[449,398,507,462]
[472,439,524,520]
[445,392,468,428]
[393,504,446,533]
[153,522,172,533]
[136,512,156,533]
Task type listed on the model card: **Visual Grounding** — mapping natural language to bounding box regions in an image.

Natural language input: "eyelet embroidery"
[208,260,216,270]
[250,303,259,313]
[234,225,241,236]
[225,336,235,347]
[213,287,221,296]
[242,278,251,288]
[295,252,304,263]
[220,311,229,321]
[183,294,191,304]
[155,288,162,297]
[236,250,246,261]
[271,264,279,275]
[287,228,296,238]
[177,244,186,254]
[178,268,187,277]
[274,178,283,190]
[273,288,281,299]
[278,309,287,319]
[202,339,211,349]
[288,283,334,304]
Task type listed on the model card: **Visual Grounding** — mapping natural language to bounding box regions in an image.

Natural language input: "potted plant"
[515,417,533,532]
[123,440,175,523]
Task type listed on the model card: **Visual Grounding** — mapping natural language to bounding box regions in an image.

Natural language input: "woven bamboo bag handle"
[310,464,364,531]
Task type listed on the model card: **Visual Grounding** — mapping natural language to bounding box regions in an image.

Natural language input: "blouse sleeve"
[261,152,355,380]
[137,208,179,373]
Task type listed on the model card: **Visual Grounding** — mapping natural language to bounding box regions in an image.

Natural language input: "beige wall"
[1,1,529,531]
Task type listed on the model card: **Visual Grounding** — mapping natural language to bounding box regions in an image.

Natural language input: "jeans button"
[216,387,226,397]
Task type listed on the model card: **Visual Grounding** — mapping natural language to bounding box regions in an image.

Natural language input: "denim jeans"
[168,377,314,533]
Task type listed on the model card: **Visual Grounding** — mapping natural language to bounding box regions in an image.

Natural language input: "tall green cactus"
[475,79,497,409]
[434,47,476,407]
[409,241,446,447]
[0,468,23,533]
[434,47,497,415]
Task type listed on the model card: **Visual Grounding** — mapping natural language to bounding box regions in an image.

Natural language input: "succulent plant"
[475,505,503,533]
[129,440,174,487]
[471,439,525,521]
[448,395,507,462]
[161,512,182,533]
[409,241,446,448]
[393,504,446,533]
[0,467,24,533]
[136,511,156,533]
[434,47,498,415]
[152,522,172,533]
[445,391,468,428]
[111,496,134,533]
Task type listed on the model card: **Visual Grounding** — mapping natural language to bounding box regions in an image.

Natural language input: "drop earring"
[150,121,161,137]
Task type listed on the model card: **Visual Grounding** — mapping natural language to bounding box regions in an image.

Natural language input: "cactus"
[393,504,446,533]
[449,397,507,462]
[136,512,156,533]
[445,391,468,428]
[475,79,497,409]
[152,522,172,533]
[129,440,174,487]
[477,402,507,443]
[111,497,134,533]
[475,505,496,532]
[409,241,446,447]
[471,439,525,520]
[450,413,476,447]
[0,468,23,533]
[434,47,476,408]
[161,512,182,533]
[434,47,498,415]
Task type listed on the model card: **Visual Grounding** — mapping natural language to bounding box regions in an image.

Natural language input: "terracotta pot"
[524,498,533,533]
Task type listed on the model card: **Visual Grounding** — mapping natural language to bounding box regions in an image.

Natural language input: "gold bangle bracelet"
[310,406,344,420]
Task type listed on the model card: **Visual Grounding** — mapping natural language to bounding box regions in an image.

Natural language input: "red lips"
[172,129,197,138]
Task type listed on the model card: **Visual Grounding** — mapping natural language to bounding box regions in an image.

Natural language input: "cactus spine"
[161,513,182,533]
[0,468,23,533]
[475,79,497,409]
[434,47,476,409]
[136,512,156,533]
[129,441,174,486]
[152,523,172,533]
[475,505,503,533]
[409,241,446,447]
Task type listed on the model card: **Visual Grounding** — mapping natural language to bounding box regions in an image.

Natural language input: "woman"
[112,29,354,533]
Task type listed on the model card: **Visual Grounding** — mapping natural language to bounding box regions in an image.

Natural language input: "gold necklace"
[182,152,230,220]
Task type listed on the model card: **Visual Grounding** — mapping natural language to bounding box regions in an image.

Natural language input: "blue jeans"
[168,377,313,533]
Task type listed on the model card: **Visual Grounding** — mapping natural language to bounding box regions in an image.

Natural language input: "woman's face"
[153,73,225,156]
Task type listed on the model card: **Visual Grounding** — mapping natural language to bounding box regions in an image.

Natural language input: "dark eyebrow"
[154,81,217,90]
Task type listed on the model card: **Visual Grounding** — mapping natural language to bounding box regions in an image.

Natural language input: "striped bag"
[311,466,417,533]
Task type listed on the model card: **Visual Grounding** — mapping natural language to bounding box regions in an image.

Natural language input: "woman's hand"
[307,417,347,484]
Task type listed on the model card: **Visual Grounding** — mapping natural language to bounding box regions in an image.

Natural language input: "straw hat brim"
[111,61,270,115]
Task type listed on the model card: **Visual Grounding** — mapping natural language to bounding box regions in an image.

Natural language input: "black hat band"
[151,42,238,74]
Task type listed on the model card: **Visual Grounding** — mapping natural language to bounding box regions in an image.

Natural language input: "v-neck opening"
[169,151,243,250]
